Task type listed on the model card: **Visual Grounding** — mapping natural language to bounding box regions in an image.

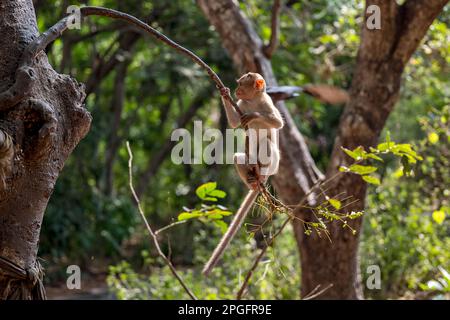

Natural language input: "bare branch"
[263,0,282,59]
[0,6,242,115]
[79,7,241,113]
[302,284,334,300]
[126,142,197,300]
[236,216,291,299]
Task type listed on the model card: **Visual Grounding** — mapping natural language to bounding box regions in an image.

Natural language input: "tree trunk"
[295,0,448,299]
[0,1,91,299]
[198,0,448,299]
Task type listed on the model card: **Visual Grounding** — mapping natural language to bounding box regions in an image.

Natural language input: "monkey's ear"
[255,79,265,90]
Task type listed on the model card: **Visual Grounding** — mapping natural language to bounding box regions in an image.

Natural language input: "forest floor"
[45,272,112,300]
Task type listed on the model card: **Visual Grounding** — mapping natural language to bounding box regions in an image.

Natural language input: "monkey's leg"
[234,153,259,190]
[259,139,280,178]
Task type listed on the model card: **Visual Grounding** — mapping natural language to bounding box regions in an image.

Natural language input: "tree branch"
[358,0,400,62]
[263,0,282,59]
[0,6,242,115]
[126,142,197,300]
[393,0,449,65]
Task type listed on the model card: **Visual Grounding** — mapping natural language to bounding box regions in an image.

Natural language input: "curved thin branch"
[263,0,282,59]
[78,7,241,113]
[126,142,197,300]
[0,6,242,114]
[236,216,291,300]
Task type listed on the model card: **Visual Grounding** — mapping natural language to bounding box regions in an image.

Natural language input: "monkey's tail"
[202,190,259,276]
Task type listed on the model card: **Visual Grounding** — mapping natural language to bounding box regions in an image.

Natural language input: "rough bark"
[0,0,91,299]
[198,0,447,299]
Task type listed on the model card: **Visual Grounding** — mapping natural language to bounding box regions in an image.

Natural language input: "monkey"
[202,72,283,276]
[222,72,284,190]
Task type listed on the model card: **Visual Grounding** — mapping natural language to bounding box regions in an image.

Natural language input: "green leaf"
[432,210,446,225]
[217,210,233,216]
[377,142,395,152]
[362,175,380,185]
[341,146,366,160]
[348,164,377,175]
[341,147,359,160]
[178,212,202,221]
[202,197,218,202]
[195,182,217,200]
[366,153,383,162]
[392,144,423,162]
[328,199,342,210]
[207,213,223,220]
[208,189,226,198]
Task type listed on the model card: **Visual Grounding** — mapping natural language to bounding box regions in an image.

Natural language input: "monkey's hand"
[240,112,261,127]
[219,87,231,98]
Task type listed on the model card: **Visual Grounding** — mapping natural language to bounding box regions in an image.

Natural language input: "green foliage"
[361,107,450,298]
[340,134,422,186]
[107,222,300,299]
[177,182,232,233]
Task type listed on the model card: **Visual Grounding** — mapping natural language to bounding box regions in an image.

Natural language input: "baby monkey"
[203,73,283,276]
[220,72,284,190]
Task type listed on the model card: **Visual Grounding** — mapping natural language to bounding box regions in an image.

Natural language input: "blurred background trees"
[32,0,448,299]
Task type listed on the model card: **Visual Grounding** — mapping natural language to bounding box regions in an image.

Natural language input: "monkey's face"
[235,72,266,100]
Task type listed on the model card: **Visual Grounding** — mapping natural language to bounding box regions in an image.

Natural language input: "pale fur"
[202,73,283,276]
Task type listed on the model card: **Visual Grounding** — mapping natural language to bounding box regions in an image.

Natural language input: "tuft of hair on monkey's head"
[235,72,266,100]
[0,129,14,190]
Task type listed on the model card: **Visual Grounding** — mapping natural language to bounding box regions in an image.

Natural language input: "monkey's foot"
[246,174,260,191]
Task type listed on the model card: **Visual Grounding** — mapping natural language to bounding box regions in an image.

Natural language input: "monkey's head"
[235,72,266,100]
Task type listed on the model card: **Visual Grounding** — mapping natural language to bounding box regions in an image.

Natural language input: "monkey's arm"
[223,99,241,128]
[243,110,284,129]
[258,111,284,129]
[220,88,241,129]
